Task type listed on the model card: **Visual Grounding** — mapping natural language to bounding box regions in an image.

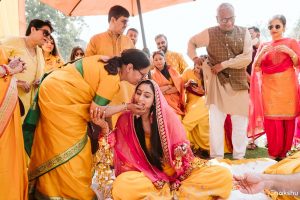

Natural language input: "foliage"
[25,0,87,61]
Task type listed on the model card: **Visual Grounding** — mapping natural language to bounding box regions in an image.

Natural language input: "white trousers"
[209,104,248,159]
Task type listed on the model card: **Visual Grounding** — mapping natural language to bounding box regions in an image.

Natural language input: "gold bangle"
[291,53,297,60]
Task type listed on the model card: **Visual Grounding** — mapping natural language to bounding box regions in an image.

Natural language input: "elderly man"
[187,3,252,159]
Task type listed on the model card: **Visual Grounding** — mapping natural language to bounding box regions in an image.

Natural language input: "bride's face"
[133,83,154,114]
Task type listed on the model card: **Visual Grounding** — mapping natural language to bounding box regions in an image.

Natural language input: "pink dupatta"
[111,80,194,188]
[248,38,300,140]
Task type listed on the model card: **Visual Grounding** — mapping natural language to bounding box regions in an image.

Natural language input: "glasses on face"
[37,28,51,37]
[218,16,235,24]
[268,24,281,30]
[137,69,148,79]
[75,52,84,57]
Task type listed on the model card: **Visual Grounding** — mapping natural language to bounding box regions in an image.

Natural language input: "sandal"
[247,142,257,150]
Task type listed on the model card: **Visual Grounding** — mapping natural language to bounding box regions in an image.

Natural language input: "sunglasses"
[37,28,51,37]
[75,52,84,56]
[268,24,281,30]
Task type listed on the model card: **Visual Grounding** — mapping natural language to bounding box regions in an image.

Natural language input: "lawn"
[224,147,269,159]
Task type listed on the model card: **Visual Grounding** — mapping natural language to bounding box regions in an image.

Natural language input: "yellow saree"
[182,69,209,151]
[0,51,28,200]
[27,56,120,199]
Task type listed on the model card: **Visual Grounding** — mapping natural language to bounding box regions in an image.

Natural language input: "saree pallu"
[0,77,28,200]
[264,152,300,200]
[28,66,95,199]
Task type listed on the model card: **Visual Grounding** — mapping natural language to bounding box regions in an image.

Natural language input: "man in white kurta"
[187,3,252,159]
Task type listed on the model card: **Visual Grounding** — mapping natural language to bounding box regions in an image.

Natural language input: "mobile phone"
[190,81,198,87]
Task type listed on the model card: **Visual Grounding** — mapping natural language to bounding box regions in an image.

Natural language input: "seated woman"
[151,51,185,118]
[93,79,232,199]
[41,35,64,73]
[181,63,210,157]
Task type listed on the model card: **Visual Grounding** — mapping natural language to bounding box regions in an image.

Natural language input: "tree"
[289,18,300,40]
[25,0,87,61]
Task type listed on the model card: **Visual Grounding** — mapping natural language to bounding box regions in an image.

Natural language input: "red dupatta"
[111,80,194,189]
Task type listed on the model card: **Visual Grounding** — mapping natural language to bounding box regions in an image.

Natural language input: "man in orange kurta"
[85,5,134,127]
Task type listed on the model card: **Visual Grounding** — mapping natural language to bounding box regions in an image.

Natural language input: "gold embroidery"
[29,134,88,180]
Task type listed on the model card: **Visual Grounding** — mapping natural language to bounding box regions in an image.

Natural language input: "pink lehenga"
[109,80,232,200]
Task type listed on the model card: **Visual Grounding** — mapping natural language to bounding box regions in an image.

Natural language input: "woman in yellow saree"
[0,51,27,199]
[25,49,150,199]
[93,79,232,200]
[181,63,210,157]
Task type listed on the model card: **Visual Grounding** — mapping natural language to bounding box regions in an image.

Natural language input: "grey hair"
[217,3,234,14]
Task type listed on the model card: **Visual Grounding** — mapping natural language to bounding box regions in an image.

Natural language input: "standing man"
[247,26,260,76]
[86,5,134,56]
[187,3,252,159]
[126,28,139,47]
[86,5,135,127]
[155,34,188,74]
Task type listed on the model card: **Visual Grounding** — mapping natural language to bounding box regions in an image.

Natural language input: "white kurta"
[187,28,252,116]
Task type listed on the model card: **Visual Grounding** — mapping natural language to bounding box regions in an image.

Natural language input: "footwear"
[247,142,257,150]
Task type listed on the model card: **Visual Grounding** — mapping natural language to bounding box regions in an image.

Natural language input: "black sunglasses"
[75,52,84,56]
[268,24,281,30]
[37,28,51,37]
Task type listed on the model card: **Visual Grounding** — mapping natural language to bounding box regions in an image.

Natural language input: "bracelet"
[1,64,9,76]
[122,102,128,111]
[0,65,10,80]
[291,53,297,60]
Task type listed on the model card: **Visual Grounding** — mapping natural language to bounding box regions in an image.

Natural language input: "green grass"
[224,147,269,159]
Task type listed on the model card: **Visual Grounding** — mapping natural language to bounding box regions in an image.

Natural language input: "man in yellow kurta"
[155,34,188,74]
[86,5,135,127]
[1,19,53,119]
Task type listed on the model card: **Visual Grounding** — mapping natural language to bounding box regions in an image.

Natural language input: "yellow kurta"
[43,54,64,73]
[264,152,300,200]
[165,50,188,74]
[0,50,28,200]
[182,69,209,151]
[86,30,135,127]
[1,37,45,118]
[28,56,120,199]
